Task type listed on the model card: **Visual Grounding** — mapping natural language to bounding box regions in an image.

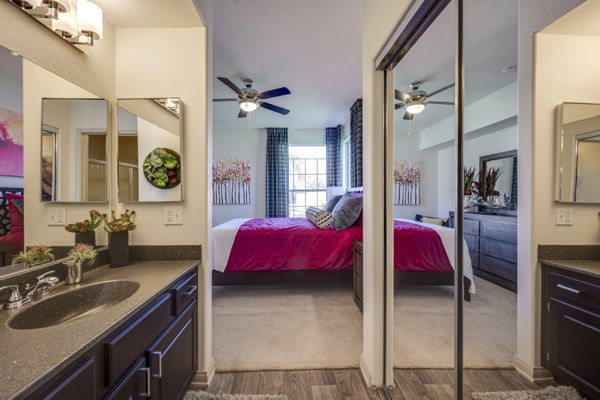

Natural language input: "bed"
[212,217,475,299]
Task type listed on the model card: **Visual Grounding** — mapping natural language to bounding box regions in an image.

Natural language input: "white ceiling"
[212,0,362,130]
[93,0,203,28]
[544,0,600,36]
[394,0,518,130]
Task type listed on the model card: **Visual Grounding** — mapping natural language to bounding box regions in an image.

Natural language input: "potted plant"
[103,209,136,268]
[12,245,55,268]
[485,167,503,205]
[65,243,97,285]
[64,210,105,246]
[463,166,478,208]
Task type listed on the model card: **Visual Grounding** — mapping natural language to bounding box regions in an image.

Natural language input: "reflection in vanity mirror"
[555,102,600,203]
[479,150,518,207]
[117,98,183,202]
[41,99,109,202]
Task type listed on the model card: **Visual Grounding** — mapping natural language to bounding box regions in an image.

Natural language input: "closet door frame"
[374,0,465,398]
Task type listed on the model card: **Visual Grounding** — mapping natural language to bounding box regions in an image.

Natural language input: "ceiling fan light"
[240,101,258,112]
[405,101,425,114]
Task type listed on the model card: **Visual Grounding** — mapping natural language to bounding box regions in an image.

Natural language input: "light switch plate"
[555,207,573,226]
[47,207,67,226]
[164,206,182,225]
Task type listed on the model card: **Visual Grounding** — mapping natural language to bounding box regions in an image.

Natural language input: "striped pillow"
[305,207,334,229]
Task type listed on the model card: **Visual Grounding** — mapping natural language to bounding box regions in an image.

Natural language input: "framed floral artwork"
[394,160,420,205]
[0,108,23,177]
[213,159,251,205]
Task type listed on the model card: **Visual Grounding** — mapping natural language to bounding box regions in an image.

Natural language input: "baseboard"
[360,354,376,389]
[512,355,554,384]
[190,357,216,390]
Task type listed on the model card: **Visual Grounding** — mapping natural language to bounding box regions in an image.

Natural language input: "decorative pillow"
[7,193,24,229]
[305,206,334,229]
[421,216,448,226]
[332,193,363,231]
[323,195,343,213]
[355,211,363,227]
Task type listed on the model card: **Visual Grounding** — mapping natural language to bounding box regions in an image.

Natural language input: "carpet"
[185,392,287,400]
[212,278,515,370]
[471,386,583,400]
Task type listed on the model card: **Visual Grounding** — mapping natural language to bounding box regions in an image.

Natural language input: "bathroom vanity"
[0,261,199,400]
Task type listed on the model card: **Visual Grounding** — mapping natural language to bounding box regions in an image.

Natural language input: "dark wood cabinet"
[542,263,600,399]
[353,240,363,312]
[450,211,518,291]
[29,267,198,400]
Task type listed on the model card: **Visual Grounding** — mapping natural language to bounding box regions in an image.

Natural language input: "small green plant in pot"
[12,245,55,268]
[65,243,97,284]
[65,210,105,247]
[104,210,136,268]
[485,167,503,205]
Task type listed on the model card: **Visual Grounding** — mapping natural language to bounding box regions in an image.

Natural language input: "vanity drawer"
[548,271,600,312]
[172,272,198,315]
[105,293,172,385]
[42,357,95,400]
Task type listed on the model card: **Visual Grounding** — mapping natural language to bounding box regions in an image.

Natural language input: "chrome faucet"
[0,270,59,309]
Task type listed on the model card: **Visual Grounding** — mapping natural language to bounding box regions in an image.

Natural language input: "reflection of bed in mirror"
[0,187,24,266]
[211,217,474,300]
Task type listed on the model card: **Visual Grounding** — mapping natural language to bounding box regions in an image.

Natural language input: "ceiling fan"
[213,77,291,118]
[395,81,455,121]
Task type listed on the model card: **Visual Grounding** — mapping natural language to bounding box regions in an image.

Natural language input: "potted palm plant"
[12,245,55,268]
[463,166,478,207]
[485,167,503,205]
[103,209,136,268]
[64,210,105,247]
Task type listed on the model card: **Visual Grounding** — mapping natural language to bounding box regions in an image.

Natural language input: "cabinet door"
[104,358,150,400]
[546,299,600,399]
[42,358,95,400]
[148,301,197,400]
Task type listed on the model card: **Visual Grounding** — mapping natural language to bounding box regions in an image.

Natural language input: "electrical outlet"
[164,206,182,225]
[47,207,67,225]
[555,207,573,226]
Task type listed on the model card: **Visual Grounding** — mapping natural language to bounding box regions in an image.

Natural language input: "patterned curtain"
[325,125,342,187]
[266,127,289,218]
[350,99,363,187]
[511,156,518,205]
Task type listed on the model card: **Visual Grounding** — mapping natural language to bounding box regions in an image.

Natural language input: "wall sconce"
[10,0,103,46]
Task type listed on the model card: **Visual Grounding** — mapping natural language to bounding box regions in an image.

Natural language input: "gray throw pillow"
[331,194,363,231]
[323,195,343,213]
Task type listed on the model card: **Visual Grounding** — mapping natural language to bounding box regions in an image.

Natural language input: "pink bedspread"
[225,218,453,273]
[225,218,362,272]
[394,220,452,272]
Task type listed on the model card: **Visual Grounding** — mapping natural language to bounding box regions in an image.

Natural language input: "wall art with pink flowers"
[394,160,420,205]
[212,159,251,205]
[0,108,24,177]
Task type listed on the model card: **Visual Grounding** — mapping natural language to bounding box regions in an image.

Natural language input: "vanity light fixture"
[405,100,425,115]
[239,100,258,113]
[9,0,103,46]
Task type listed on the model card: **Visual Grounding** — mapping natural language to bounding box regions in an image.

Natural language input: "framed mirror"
[117,98,183,202]
[555,102,600,203]
[41,98,109,202]
[479,150,518,208]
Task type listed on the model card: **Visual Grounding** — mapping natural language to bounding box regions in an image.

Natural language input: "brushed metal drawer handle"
[140,367,151,397]
[151,351,163,378]
[182,285,197,296]
[557,284,582,294]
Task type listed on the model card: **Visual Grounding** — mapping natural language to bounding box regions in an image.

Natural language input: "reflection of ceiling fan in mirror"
[395,81,455,120]
[213,77,291,118]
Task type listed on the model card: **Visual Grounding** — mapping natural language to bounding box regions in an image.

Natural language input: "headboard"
[0,187,24,236]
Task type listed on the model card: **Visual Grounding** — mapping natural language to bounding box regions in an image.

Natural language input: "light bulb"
[240,101,258,112]
[405,101,425,114]
[77,0,102,40]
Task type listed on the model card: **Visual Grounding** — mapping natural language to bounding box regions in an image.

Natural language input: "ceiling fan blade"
[258,87,291,100]
[428,101,454,105]
[403,112,414,121]
[217,77,243,95]
[259,102,290,115]
[395,103,404,110]
[238,109,248,118]
[213,98,238,102]
[426,83,455,98]
[395,89,410,102]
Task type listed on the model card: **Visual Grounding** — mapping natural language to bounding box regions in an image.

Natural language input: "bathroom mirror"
[41,98,109,202]
[117,98,183,202]
[555,102,600,203]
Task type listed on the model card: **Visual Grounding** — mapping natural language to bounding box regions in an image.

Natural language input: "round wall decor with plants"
[142,147,181,189]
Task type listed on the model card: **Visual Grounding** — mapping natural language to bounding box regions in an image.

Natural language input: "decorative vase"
[66,262,83,284]
[75,231,96,247]
[463,194,471,208]
[109,231,129,268]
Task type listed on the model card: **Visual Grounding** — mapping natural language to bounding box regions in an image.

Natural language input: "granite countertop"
[0,260,198,400]
[541,259,600,279]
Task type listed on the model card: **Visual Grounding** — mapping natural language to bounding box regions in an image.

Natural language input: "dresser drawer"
[481,238,517,263]
[481,220,517,244]
[464,234,479,252]
[479,254,517,283]
[548,271,600,312]
[464,219,480,236]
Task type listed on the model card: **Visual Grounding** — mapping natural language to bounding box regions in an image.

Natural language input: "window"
[289,145,327,217]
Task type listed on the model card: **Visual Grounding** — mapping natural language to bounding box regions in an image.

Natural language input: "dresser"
[541,261,600,400]
[450,211,518,291]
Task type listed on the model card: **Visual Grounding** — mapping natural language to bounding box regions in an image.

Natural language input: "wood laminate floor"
[206,368,543,400]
